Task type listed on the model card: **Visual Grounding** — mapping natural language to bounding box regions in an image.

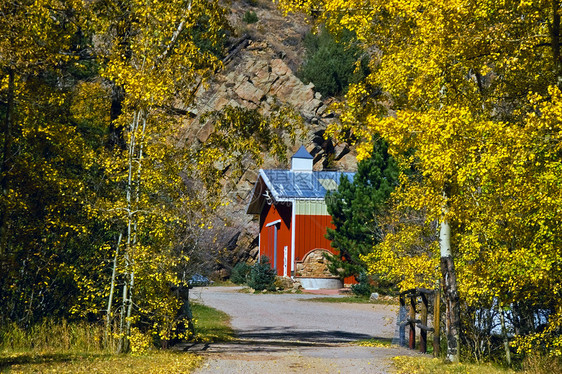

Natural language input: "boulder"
[235,79,266,104]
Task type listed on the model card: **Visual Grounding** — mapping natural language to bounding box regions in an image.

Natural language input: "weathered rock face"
[184,1,358,279]
[295,249,335,278]
[185,43,330,138]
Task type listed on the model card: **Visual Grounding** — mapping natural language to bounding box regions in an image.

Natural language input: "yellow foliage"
[277,0,562,355]
[4,351,203,374]
[129,327,152,355]
[392,355,516,374]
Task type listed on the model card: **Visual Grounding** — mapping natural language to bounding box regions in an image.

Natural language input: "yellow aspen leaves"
[277,0,562,356]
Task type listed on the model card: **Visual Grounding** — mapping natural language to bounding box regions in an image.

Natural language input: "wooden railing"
[398,288,441,356]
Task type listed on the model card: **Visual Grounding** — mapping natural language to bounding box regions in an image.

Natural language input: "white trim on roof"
[265,219,281,227]
[259,169,293,203]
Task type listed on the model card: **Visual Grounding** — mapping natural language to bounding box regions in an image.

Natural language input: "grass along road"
[0,300,231,373]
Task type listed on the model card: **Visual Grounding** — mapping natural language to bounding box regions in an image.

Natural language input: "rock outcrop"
[183,1,358,278]
[184,40,331,139]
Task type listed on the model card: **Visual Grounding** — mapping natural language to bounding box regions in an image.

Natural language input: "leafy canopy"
[277,0,562,357]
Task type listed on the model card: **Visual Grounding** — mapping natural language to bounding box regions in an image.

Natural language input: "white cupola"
[291,146,314,172]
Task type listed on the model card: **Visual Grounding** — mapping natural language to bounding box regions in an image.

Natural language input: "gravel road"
[186,286,418,373]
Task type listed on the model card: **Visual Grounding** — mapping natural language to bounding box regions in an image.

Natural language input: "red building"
[247,146,355,289]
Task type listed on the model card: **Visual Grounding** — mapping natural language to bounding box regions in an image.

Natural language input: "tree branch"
[154,0,192,67]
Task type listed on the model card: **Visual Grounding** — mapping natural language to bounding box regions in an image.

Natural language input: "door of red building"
[265,220,280,270]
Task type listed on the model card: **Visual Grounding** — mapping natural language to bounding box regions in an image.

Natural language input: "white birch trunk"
[124,110,147,350]
[440,191,460,363]
[501,310,511,366]
[106,233,122,346]
[119,109,141,353]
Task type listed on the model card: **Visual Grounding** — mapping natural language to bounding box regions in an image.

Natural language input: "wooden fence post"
[420,293,428,353]
[409,293,416,349]
[399,288,439,355]
[433,284,441,357]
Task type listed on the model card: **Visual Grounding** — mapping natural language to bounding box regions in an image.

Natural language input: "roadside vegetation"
[230,257,278,292]
[393,354,561,374]
[191,303,235,343]
[0,303,232,372]
[0,323,201,373]
[392,356,516,374]
[1,351,203,374]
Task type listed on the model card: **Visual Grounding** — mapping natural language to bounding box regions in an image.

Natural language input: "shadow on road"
[179,326,393,354]
[236,326,376,343]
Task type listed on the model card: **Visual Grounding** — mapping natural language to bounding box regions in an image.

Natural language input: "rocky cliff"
[184,0,358,278]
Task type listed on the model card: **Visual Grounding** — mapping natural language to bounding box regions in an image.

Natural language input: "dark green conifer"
[247,257,276,292]
[325,139,399,280]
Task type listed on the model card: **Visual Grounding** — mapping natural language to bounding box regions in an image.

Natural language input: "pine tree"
[325,139,398,280]
[247,257,276,292]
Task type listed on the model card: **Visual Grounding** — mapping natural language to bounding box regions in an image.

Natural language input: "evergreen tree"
[299,27,369,98]
[325,139,398,280]
[247,257,276,292]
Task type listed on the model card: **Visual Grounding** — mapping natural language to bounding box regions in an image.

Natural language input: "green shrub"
[299,27,369,97]
[351,273,375,297]
[190,14,229,59]
[247,257,276,291]
[230,262,251,285]
[243,10,258,24]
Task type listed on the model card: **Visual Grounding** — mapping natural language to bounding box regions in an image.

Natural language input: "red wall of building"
[259,203,356,284]
[294,214,334,262]
[259,202,292,276]
[294,214,356,285]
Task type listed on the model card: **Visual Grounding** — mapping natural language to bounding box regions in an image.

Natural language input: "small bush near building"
[247,257,276,291]
[351,273,375,297]
[243,10,258,24]
[351,273,396,297]
[230,262,252,285]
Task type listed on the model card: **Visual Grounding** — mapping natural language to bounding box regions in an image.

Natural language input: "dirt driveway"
[187,286,418,373]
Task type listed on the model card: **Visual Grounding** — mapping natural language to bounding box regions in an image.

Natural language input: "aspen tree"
[87,0,230,351]
[277,0,562,358]
[0,0,104,326]
[90,0,303,351]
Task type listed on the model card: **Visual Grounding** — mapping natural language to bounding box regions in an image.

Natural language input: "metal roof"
[247,169,355,214]
[292,146,314,159]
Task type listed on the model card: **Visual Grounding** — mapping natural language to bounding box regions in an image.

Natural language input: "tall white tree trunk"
[124,110,147,351]
[501,310,511,365]
[118,109,142,353]
[440,191,460,363]
[118,271,128,352]
[106,233,122,346]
